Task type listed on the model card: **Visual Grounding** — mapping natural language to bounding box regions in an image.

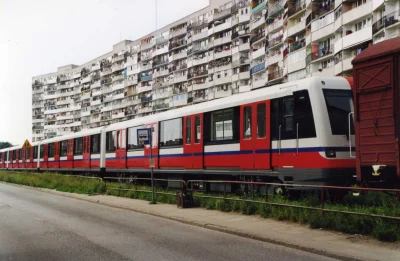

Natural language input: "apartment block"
[32,0,400,141]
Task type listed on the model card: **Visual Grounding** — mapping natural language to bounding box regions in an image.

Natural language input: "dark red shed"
[352,37,400,186]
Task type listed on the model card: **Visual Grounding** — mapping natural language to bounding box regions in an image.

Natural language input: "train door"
[144,123,158,169]
[115,129,127,169]
[55,142,60,169]
[82,136,91,169]
[240,101,271,170]
[183,114,204,169]
[43,144,48,168]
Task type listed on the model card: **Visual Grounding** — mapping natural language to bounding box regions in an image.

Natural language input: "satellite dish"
[278,60,283,68]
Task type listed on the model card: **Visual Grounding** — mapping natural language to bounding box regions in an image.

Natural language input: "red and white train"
[0,76,356,187]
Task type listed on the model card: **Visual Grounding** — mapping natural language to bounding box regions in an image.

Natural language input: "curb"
[0,182,366,261]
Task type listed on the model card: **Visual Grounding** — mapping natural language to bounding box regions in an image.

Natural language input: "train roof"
[105,76,350,132]
[353,37,400,64]
[40,127,104,144]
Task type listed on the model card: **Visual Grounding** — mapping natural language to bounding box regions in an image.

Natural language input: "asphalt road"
[0,183,339,261]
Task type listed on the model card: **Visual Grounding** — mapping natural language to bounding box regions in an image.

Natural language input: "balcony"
[153,91,170,100]
[268,35,283,48]
[309,45,334,62]
[288,1,306,17]
[342,27,372,49]
[214,35,232,46]
[252,47,265,60]
[101,69,112,77]
[112,111,125,119]
[156,36,169,45]
[192,45,208,54]
[57,99,73,105]
[343,1,372,26]
[251,62,266,74]
[171,27,187,38]
[311,22,334,42]
[239,42,250,52]
[268,19,284,33]
[192,82,207,91]
[192,31,208,42]
[188,70,208,79]
[311,1,334,19]
[288,20,306,37]
[92,64,101,71]
[268,52,283,66]
[289,39,306,52]
[252,1,266,14]
[101,105,113,112]
[214,76,231,86]
[141,53,153,61]
[288,58,306,74]
[140,75,153,82]
[268,70,284,82]
[140,63,152,72]
[239,71,250,79]
[112,92,125,100]
[252,78,266,89]
[214,49,232,60]
[112,74,124,82]
[373,10,400,35]
[91,81,101,89]
[342,56,354,72]
[112,82,124,91]
[72,72,81,79]
[141,40,155,50]
[112,64,124,72]
[153,69,169,78]
[215,88,232,99]
[251,16,265,31]
[155,45,169,56]
[140,96,153,103]
[214,8,231,20]
[250,32,265,46]
[169,40,187,51]
[171,51,187,61]
[193,56,208,66]
[154,103,170,110]
[269,1,284,17]
[90,99,102,106]
[173,75,188,84]
[311,65,334,76]
[208,27,214,36]
[137,85,152,93]
[81,92,91,100]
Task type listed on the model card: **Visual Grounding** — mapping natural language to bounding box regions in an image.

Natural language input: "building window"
[74,138,83,155]
[60,141,67,156]
[91,134,101,154]
[186,118,192,144]
[128,126,144,150]
[257,103,266,138]
[160,118,183,147]
[106,131,116,152]
[195,116,201,143]
[244,106,252,139]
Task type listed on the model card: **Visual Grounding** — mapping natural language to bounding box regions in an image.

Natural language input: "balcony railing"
[169,40,187,50]
[268,69,283,81]
[232,1,247,13]
[310,45,334,61]
[141,96,153,102]
[154,103,169,110]
[250,32,265,45]
[311,1,335,19]
[214,8,231,20]
[140,75,153,82]
[288,1,306,17]
[251,62,266,74]
[372,10,400,35]
[188,70,208,79]
[289,39,306,52]
[156,36,169,45]
[269,1,284,17]
[252,1,266,14]
[268,35,283,47]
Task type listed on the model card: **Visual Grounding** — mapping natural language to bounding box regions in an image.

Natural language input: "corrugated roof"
[352,36,400,64]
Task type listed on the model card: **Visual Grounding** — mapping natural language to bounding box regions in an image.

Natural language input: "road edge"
[0,181,367,261]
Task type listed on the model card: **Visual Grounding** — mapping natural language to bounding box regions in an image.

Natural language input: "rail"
[186,180,400,221]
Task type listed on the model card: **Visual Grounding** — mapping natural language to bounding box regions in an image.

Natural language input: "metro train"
[0,76,357,188]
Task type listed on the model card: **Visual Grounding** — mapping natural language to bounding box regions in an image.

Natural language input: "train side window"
[127,126,144,150]
[283,99,294,132]
[34,146,38,159]
[294,90,316,138]
[186,118,192,144]
[91,134,101,154]
[19,149,22,160]
[257,103,266,138]
[244,106,252,139]
[74,138,83,155]
[195,116,201,143]
[60,141,68,156]
[26,148,30,159]
[40,146,44,158]
[119,130,126,150]
[204,107,240,144]
[48,143,55,157]
[14,150,17,160]
[160,118,183,147]
[106,131,116,152]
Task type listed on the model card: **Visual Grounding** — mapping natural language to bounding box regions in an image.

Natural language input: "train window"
[19,149,22,160]
[106,131,116,152]
[160,118,183,147]
[244,106,252,139]
[74,138,83,155]
[128,126,144,150]
[91,134,101,154]
[257,103,266,138]
[186,118,192,144]
[40,146,44,158]
[204,107,240,143]
[26,148,30,159]
[322,89,354,135]
[60,141,68,156]
[48,143,55,157]
[195,116,201,143]
[294,90,316,138]
[34,146,38,159]
[14,150,17,160]
[119,130,126,150]
[283,99,294,132]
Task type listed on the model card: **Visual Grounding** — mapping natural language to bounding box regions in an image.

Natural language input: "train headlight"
[325,148,336,158]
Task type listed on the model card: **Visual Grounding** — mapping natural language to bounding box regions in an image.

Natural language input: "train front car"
[274,77,356,187]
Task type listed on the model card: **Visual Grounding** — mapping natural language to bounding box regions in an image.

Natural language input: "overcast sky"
[0,0,209,145]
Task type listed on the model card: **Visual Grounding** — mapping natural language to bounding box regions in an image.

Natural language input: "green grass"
[1,171,399,242]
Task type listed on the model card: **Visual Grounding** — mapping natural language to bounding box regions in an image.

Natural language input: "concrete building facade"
[32,0,400,141]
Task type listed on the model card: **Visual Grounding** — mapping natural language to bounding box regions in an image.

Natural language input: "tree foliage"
[0,142,12,149]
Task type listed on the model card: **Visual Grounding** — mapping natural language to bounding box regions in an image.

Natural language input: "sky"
[0,0,209,145]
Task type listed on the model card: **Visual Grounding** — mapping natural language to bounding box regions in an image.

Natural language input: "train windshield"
[323,89,354,135]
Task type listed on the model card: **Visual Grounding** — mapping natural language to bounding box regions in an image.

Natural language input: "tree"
[0,142,12,149]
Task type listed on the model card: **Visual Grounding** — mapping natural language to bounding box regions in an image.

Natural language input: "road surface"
[0,183,339,261]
